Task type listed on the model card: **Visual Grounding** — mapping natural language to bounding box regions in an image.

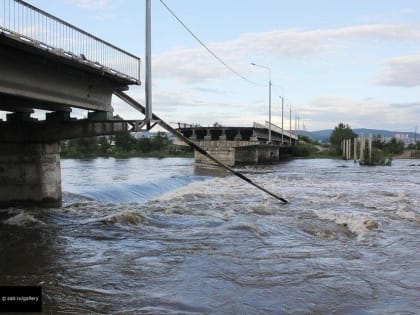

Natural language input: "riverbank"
[393,150,420,159]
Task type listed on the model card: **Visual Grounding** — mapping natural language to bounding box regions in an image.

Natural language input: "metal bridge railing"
[0,0,140,84]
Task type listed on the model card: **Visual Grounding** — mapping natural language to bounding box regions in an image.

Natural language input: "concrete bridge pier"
[0,142,61,208]
[0,0,142,208]
[0,111,136,208]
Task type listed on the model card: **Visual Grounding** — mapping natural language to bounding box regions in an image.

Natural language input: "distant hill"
[301,129,417,143]
[301,129,332,142]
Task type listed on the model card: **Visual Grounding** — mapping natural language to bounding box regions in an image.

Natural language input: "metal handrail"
[0,0,140,83]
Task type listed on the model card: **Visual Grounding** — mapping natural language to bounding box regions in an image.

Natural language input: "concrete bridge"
[0,1,300,207]
[177,122,299,166]
[0,0,143,207]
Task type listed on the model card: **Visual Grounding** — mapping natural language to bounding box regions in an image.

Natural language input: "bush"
[291,143,318,157]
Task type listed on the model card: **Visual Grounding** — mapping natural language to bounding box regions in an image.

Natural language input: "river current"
[0,158,419,314]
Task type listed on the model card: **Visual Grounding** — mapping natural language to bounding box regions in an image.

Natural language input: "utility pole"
[280,96,284,144]
[251,63,272,143]
[297,116,300,135]
[289,106,292,145]
[269,76,272,143]
[145,0,152,125]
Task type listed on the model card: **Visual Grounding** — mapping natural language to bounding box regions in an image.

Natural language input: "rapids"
[0,158,419,314]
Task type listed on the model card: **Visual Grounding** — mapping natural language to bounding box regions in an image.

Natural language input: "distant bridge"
[177,122,299,166]
[0,0,144,207]
[177,122,298,144]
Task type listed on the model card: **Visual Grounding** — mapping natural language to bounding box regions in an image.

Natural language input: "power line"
[159,0,256,85]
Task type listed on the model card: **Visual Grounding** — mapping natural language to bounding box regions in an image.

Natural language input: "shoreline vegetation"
[289,123,419,162]
[61,126,419,161]
[60,131,193,159]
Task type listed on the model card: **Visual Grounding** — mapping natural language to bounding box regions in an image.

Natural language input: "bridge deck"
[0,30,138,88]
[177,123,298,145]
[0,1,142,114]
[0,0,140,84]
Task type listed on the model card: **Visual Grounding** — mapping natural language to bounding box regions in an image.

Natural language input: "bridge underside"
[177,126,298,145]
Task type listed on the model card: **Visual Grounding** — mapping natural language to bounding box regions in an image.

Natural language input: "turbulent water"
[0,157,419,314]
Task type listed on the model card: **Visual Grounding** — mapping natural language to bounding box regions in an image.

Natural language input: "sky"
[7,0,420,131]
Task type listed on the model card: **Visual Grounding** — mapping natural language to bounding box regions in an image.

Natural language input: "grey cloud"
[389,102,420,108]
[376,54,420,87]
[193,87,227,95]
[154,24,420,83]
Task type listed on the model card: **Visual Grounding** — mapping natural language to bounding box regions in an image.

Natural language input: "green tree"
[75,137,98,156]
[114,131,136,151]
[408,141,420,150]
[98,136,111,154]
[136,137,152,152]
[383,138,405,154]
[291,142,318,157]
[150,132,168,151]
[330,123,357,155]
[299,135,319,145]
[372,134,385,149]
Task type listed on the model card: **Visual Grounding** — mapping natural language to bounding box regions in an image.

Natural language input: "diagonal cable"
[159,0,257,85]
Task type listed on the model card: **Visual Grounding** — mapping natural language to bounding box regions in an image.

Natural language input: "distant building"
[394,133,410,145]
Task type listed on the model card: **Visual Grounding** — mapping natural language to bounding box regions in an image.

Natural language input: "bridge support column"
[204,128,211,141]
[250,130,258,142]
[218,129,227,141]
[0,142,61,208]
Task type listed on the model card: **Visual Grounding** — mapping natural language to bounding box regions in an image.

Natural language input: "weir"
[0,0,141,207]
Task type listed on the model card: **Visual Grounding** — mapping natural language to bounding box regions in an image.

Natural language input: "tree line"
[61,131,192,158]
[292,122,410,158]
[329,123,405,155]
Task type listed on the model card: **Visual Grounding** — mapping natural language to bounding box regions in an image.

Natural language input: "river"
[0,157,419,314]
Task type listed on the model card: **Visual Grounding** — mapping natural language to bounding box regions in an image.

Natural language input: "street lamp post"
[145,0,152,124]
[251,63,272,143]
[289,105,292,145]
[279,96,284,144]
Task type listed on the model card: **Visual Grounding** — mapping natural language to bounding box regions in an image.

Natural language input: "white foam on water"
[396,205,420,222]
[162,204,237,221]
[3,210,45,226]
[100,210,148,227]
[397,191,409,200]
[156,177,222,201]
[226,222,266,240]
[314,210,379,241]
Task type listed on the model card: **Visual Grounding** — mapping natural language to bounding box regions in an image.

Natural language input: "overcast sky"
[15,0,420,131]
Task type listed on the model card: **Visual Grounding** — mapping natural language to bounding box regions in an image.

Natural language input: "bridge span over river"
[0,1,299,207]
[0,0,144,207]
[177,122,299,166]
